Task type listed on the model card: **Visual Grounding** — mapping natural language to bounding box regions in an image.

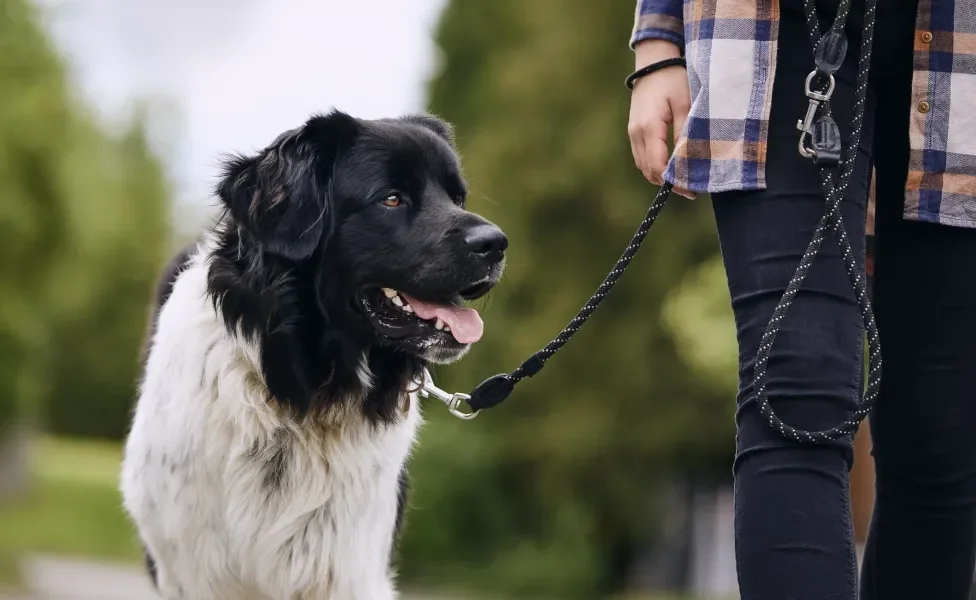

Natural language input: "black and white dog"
[120,110,506,600]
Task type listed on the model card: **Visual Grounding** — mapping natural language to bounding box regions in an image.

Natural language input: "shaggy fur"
[120,110,506,600]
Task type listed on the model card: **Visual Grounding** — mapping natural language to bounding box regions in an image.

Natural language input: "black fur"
[155,243,197,310]
[262,428,290,492]
[141,242,197,365]
[145,545,158,589]
[205,109,506,425]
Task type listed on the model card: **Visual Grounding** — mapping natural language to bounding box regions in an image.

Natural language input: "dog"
[120,109,507,600]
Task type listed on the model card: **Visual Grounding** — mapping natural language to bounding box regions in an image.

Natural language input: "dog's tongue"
[400,294,484,344]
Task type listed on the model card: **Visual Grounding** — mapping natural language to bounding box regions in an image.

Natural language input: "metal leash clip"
[797,30,847,167]
[797,70,837,162]
[418,368,480,420]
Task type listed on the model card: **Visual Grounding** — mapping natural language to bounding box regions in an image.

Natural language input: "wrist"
[625,57,686,90]
[634,39,682,67]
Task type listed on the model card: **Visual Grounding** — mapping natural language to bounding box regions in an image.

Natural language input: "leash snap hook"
[797,70,836,159]
[418,369,480,420]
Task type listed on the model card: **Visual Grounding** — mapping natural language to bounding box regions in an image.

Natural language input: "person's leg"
[859,7,976,598]
[710,2,873,598]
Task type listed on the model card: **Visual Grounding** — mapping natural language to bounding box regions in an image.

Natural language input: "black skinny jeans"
[711,0,976,598]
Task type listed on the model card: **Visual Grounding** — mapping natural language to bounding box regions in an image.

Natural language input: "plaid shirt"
[631,0,976,229]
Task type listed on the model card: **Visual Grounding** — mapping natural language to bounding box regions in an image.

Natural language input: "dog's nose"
[464,224,508,263]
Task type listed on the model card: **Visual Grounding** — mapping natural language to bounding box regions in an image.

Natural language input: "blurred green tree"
[43,113,171,440]
[0,0,170,458]
[1,0,73,498]
[397,1,738,597]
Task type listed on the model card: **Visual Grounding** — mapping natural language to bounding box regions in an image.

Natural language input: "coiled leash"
[423,0,882,445]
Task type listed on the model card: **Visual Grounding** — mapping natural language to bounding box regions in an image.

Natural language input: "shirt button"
[918,100,931,113]
[920,31,933,43]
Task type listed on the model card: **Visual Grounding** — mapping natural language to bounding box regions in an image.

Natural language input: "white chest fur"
[120,250,422,600]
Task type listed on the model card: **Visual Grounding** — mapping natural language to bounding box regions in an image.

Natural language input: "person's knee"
[735,416,855,475]
[733,322,863,455]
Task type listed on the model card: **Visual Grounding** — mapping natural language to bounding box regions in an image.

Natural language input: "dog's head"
[207,110,505,421]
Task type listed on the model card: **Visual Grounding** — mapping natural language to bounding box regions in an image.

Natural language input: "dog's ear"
[216,110,360,261]
[400,113,455,145]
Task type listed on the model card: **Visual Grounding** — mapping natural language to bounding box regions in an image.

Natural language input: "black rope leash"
[422,0,881,445]
[752,0,882,443]
[419,184,674,420]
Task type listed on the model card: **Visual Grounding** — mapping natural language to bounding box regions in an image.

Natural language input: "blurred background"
[0,0,879,598]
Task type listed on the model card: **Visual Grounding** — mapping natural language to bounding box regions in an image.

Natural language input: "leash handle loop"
[752,0,881,443]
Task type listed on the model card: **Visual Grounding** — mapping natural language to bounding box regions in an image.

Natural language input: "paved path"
[17,556,156,600]
[2,555,449,600]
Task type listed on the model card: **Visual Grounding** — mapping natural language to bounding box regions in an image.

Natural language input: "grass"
[0,436,141,566]
[0,437,723,599]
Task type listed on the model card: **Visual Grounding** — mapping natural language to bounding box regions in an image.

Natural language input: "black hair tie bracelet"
[625,57,687,90]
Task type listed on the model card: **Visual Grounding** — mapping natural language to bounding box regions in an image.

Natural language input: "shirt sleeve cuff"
[629,6,684,50]
[630,27,684,50]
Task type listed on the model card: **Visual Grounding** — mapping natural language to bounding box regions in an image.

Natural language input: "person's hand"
[627,39,694,199]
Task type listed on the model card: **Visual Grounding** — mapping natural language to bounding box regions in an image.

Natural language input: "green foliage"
[44,118,171,439]
[397,1,737,597]
[0,0,742,596]
[662,256,738,396]
[0,0,171,440]
[0,437,141,564]
[0,0,68,433]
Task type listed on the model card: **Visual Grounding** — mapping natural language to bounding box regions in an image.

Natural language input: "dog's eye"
[382,194,403,208]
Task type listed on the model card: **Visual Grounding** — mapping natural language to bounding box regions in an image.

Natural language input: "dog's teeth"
[402,304,414,313]
[434,318,445,330]
[382,288,398,298]
[392,295,404,307]
[444,325,451,332]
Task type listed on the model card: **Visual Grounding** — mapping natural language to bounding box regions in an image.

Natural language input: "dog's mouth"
[357,286,486,346]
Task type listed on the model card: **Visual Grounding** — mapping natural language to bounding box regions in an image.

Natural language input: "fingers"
[630,123,696,198]
[628,121,656,184]
[628,69,695,196]
[644,117,670,186]
[630,117,691,194]
[630,139,648,180]
[629,131,647,181]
